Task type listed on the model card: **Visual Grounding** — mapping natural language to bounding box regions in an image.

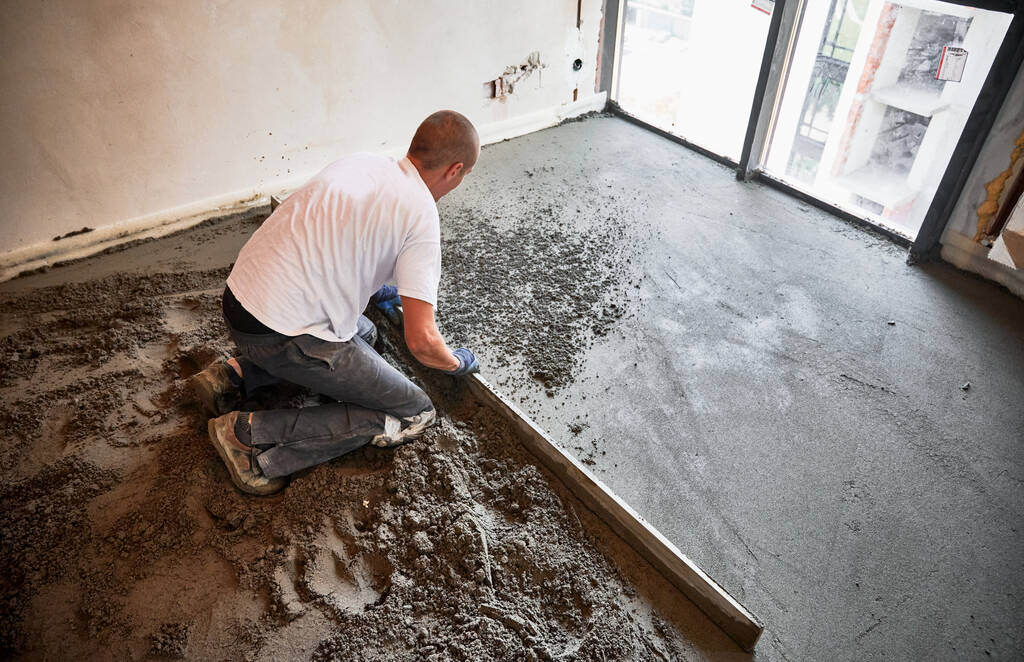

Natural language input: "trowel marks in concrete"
[0,265,718,659]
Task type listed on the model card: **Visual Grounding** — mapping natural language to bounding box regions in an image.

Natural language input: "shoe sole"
[373,408,437,448]
[402,408,437,439]
[207,417,286,496]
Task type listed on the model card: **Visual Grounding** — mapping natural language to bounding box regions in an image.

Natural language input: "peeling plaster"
[489,51,545,99]
[974,128,1024,242]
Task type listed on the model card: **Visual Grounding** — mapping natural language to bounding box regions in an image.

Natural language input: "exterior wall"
[0,1,605,272]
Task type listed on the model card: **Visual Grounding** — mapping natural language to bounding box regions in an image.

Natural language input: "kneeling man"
[190,110,480,495]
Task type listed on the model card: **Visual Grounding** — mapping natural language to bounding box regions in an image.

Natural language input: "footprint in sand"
[276,519,392,620]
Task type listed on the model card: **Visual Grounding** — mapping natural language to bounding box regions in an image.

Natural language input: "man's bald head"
[408,110,479,172]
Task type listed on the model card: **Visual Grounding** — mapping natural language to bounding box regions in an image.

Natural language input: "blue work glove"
[444,348,480,376]
[370,285,402,326]
[369,285,398,305]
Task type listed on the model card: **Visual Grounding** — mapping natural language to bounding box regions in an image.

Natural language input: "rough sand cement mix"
[0,238,718,659]
[436,154,654,395]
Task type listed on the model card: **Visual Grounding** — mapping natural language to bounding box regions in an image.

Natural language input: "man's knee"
[414,391,434,416]
[400,380,433,419]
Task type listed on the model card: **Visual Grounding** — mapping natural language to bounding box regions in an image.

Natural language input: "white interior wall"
[0,0,605,273]
[940,63,1024,297]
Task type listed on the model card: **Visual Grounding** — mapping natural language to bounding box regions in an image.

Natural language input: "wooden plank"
[463,372,764,652]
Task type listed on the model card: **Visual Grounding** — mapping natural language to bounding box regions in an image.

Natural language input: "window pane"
[764,0,1013,238]
[615,0,774,161]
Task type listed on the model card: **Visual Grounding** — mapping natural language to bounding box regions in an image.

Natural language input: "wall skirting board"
[476,91,607,145]
[941,230,1024,299]
[0,191,272,283]
[0,92,607,283]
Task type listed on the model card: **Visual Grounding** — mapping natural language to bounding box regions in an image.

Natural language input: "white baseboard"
[0,92,608,283]
[0,181,304,283]
[478,91,608,145]
[940,231,1024,299]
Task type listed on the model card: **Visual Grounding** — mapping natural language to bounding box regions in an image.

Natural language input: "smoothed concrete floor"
[438,116,1024,661]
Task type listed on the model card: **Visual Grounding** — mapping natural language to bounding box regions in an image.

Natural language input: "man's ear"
[444,162,464,181]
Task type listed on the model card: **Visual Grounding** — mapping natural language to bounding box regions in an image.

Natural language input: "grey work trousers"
[226,315,433,479]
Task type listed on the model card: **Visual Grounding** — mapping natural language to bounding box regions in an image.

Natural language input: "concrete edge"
[0,93,608,283]
[940,231,1024,299]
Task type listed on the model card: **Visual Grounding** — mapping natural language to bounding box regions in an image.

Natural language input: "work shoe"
[370,408,437,448]
[188,361,240,417]
[207,412,286,496]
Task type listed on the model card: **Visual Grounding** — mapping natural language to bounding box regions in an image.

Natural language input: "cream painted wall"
[0,0,604,266]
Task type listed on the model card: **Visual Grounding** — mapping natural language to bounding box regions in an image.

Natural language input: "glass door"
[614,0,775,161]
[763,0,1013,239]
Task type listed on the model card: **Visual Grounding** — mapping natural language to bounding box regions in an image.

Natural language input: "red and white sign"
[751,0,774,15]
[937,46,968,82]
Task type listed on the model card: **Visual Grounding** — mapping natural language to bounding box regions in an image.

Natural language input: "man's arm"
[401,296,460,371]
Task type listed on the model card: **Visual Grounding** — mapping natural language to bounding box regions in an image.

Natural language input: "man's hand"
[443,348,479,376]
[369,285,398,305]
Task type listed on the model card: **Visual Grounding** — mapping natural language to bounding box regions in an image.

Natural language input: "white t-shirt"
[227,153,441,342]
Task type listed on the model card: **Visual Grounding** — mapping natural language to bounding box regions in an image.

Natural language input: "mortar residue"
[437,173,652,394]
[0,243,719,659]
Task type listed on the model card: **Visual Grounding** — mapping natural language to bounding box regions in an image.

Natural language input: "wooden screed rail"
[384,307,764,652]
